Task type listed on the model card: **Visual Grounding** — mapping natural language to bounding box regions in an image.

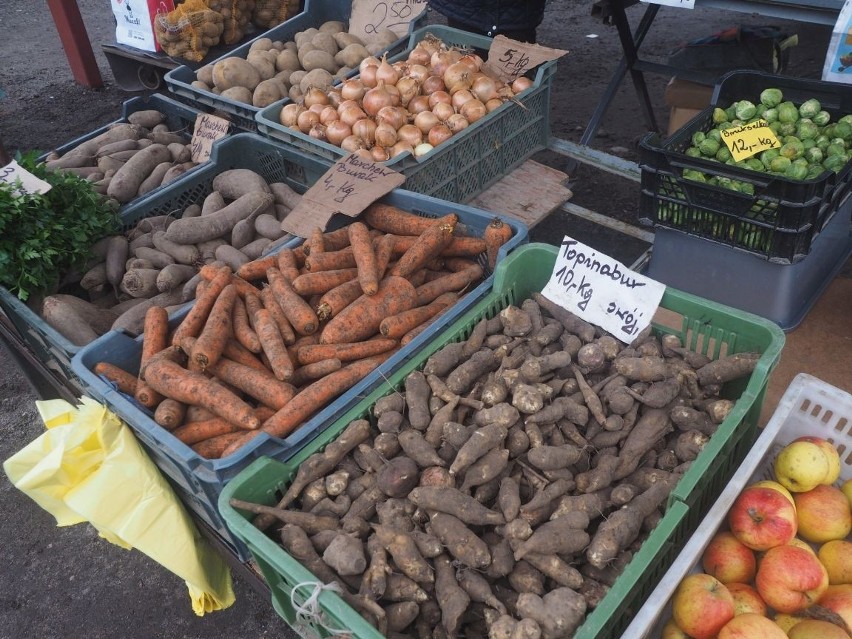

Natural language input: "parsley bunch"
[0,152,119,301]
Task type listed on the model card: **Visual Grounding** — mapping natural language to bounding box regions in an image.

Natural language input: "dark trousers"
[445,17,537,44]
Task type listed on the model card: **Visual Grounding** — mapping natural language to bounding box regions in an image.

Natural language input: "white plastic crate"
[624,373,852,638]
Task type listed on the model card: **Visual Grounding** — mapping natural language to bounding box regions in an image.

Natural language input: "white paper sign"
[349,0,428,40]
[0,161,52,196]
[823,0,852,83]
[541,236,665,341]
[190,113,231,163]
[640,0,694,9]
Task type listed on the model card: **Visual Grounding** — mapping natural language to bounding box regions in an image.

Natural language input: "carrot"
[277,248,301,282]
[483,217,513,269]
[254,405,276,422]
[292,245,307,265]
[380,292,458,339]
[191,431,249,459]
[364,204,458,236]
[254,307,295,381]
[415,263,484,306]
[292,268,358,296]
[289,358,342,387]
[171,265,231,346]
[191,284,237,371]
[303,226,350,254]
[229,274,261,299]
[94,362,138,395]
[173,417,241,445]
[348,222,379,295]
[154,398,186,430]
[208,357,296,409]
[232,296,261,353]
[144,358,260,430]
[320,276,418,344]
[305,247,356,272]
[309,227,325,257]
[134,305,169,407]
[401,317,438,346]
[223,338,268,372]
[260,286,296,345]
[390,235,487,258]
[315,278,363,322]
[236,254,278,281]
[267,267,318,336]
[408,269,432,286]
[389,221,456,278]
[219,431,258,457]
[296,338,398,365]
[373,233,396,278]
[186,405,216,422]
[443,257,478,272]
[198,263,229,282]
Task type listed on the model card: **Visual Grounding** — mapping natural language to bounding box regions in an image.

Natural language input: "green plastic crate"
[220,242,785,639]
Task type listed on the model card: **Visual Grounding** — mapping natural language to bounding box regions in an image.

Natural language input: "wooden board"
[468,159,572,228]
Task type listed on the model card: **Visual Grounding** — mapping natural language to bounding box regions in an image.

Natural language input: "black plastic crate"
[639,71,852,263]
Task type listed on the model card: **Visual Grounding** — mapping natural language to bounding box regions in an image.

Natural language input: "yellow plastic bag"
[3,397,235,616]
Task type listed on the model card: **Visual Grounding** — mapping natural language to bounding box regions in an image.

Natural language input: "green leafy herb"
[0,151,119,301]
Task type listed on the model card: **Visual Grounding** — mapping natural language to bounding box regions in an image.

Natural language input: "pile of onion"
[278,35,535,162]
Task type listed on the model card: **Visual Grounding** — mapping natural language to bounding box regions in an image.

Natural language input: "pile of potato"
[154,2,225,62]
[232,298,762,638]
[207,0,254,45]
[192,20,402,107]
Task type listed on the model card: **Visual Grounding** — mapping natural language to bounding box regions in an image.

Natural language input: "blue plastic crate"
[71,184,527,560]
[165,0,425,131]
[255,25,556,203]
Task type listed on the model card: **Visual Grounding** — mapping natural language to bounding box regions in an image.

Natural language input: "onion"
[340,135,366,153]
[407,64,430,83]
[414,110,440,135]
[407,95,431,114]
[512,76,534,94]
[419,36,441,57]
[325,120,352,146]
[337,99,360,112]
[421,75,445,96]
[376,55,400,86]
[485,97,503,113]
[471,76,498,103]
[341,79,367,102]
[432,101,455,122]
[309,123,327,141]
[297,109,320,133]
[414,143,434,158]
[327,89,343,109]
[408,45,431,66]
[385,83,402,107]
[444,62,472,94]
[360,65,378,88]
[445,113,469,134]
[308,103,326,115]
[460,53,484,72]
[375,122,398,148]
[428,90,452,108]
[359,56,380,73]
[396,77,420,107]
[430,51,454,78]
[304,86,329,108]
[319,105,339,125]
[362,84,394,117]
[451,89,475,110]
[397,124,423,147]
[428,124,452,147]
[280,103,305,127]
[339,104,367,127]
[460,99,487,123]
[355,148,373,160]
[371,145,390,162]
[352,118,377,146]
[376,105,408,130]
[391,141,414,158]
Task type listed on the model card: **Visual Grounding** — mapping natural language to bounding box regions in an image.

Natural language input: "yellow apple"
[727,485,798,551]
[672,573,735,639]
[819,584,852,630]
[726,582,767,616]
[789,537,818,555]
[701,531,757,584]
[788,618,851,639]
[774,441,832,493]
[794,485,852,543]
[819,539,852,585]
[792,436,842,485]
[717,613,788,639]
[774,613,803,633]
[751,479,796,507]
[756,544,829,613]
[661,618,691,639]
[842,479,852,508]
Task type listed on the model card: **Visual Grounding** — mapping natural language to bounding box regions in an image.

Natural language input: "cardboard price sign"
[349,0,428,41]
[483,35,568,83]
[541,236,665,341]
[190,113,231,163]
[721,119,781,161]
[0,161,52,196]
[282,153,405,237]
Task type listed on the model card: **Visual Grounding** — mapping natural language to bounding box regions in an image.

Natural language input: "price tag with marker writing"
[190,113,231,163]
[483,35,568,84]
[349,0,428,41]
[541,236,665,341]
[721,119,781,161]
[0,160,52,196]
[281,153,405,237]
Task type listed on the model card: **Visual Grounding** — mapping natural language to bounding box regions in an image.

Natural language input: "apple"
[842,479,852,508]
[726,582,767,616]
[794,485,852,543]
[774,440,831,493]
[661,619,690,639]
[701,531,757,584]
[717,613,788,639]
[727,485,798,551]
[672,573,735,639]
[756,544,829,613]
[789,537,818,555]
[792,436,841,485]
[819,539,852,585]
[751,479,796,506]
[788,619,851,639]
[818,584,852,630]
[774,613,802,633]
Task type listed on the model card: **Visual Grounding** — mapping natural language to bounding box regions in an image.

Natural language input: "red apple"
[701,531,757,584]
[727,486,798,551]
[788,619,851,639]
[717,613,788,639]
[671,573,735,639]
[661,619,691,639]
[756,544,829,613]
[726,582,767,616]
[818,584,852,631]
[794,485,852,543]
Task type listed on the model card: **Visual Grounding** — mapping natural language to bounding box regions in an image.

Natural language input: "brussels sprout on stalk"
[760,88,783,108]
[798,98,821,119]
[813,110,831,127]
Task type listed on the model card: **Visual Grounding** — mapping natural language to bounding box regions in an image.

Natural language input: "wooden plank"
[468,159,572,228]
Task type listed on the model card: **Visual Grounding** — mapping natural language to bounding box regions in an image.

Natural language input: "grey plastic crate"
[165,0,424,131]
[256,25,556,204]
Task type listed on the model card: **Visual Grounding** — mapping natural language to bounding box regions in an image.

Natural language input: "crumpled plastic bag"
[3,396,235,616]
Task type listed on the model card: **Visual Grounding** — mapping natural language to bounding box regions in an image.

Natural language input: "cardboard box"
[664,77,713,136]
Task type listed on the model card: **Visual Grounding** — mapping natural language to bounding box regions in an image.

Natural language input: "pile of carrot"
[93,203,515,459]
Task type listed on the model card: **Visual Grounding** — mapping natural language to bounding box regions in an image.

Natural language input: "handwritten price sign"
[721,120,781,161]
[349,0,428,41]
[0,161,52,196]
[190,113,231,163]
[541,237,665,341]
[484,36,568,83]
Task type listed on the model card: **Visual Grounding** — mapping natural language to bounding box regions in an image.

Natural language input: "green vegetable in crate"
[698,138,720,157]
[826,142,846,158]
[824,154,848,172]
[760,87,783,108]
[763,107,779,123]
[813,110,831,126]
[746,158,764,172]
[715,147,733,163]
[735,100,757,120]
[834,120,852,140]
[805,147,825,164]
[778,101,800,124]
[686,146,701,158]
[760,148,780,168]
[683,169,707,183]
[691,131,706,146]
[777,122,797,137]
[769,156,792,173]
[798,98,821,119]
[796,119,819,140]
[779,140,804,160]
[712,108,728,124]
[785,163,808,180]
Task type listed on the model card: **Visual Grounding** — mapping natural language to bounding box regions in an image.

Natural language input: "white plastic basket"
[624,373,852,638]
